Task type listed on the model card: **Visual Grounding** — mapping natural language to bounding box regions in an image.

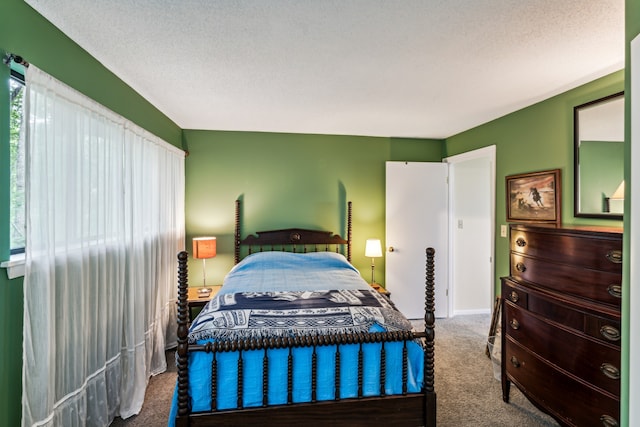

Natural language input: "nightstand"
[187,285,222,322]
[369,283,390,297]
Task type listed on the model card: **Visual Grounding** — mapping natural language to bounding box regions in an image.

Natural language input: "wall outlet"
[500,225,507,237]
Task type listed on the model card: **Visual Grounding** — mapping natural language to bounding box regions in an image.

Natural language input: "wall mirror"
[574,91,624,219]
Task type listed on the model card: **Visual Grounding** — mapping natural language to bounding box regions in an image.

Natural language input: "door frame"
[443,145,496,317]
[628,34,638,427]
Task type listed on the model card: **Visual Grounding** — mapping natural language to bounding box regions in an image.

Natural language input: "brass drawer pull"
[515,237,526,247]
[600,363,620,380]
[510,356,520,368]
[600,325,621,342]
[515,262,526,273]
[509,291,519,303]
[605,250,622,264]
[607,284,622,299]
[600,414,619,427]
[509,319,520,330]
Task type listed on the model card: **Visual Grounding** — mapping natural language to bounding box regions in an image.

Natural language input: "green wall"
[183,130,443,286]
[0,1,182,425]
[1,0,635,425]
[580,140,624,214]
[0,62,23,427]
[444,70,624,294]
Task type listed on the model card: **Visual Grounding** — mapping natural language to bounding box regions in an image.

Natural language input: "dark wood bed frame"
[175,200,436,426]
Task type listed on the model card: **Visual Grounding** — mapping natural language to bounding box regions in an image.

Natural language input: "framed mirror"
[574,92,624,219]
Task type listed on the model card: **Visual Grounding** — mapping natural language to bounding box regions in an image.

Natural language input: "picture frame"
[506,169,561,225]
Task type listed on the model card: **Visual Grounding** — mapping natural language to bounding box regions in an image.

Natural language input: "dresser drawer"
[505,338,620,427]
[504,302,620,396]
[510,226,622,273]
[502,278,528,309]
[510,253,622,307]
[503,275,622,347]
[527,296,621,347]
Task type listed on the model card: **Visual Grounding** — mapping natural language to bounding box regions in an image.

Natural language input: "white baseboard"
[452,308,491,316]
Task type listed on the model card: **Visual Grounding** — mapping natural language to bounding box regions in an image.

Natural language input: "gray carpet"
[111,314,559,426]
[425,313,558,427]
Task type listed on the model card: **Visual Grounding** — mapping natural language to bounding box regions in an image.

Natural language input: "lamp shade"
[365,239,383,258]
[610,181,625,200]
[193,237,217,259]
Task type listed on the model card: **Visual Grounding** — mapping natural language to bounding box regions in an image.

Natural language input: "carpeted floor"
[111,314,559,426]
[426,314,558,426]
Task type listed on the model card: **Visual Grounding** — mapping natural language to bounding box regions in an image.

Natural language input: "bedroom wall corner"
[444,70,624,299]
[0,1,187,424]
[0,0,183,149]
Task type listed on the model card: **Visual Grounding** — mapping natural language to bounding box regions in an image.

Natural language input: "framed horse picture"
[506,169,561,225]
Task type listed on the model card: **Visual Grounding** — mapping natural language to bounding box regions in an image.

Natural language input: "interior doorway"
[445,145,496,316]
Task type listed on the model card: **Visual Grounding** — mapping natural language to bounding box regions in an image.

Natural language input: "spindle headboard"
[233,199,352,264]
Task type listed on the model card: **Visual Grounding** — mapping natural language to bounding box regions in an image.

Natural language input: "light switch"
[500,225,507,237]
[458,219,463,229]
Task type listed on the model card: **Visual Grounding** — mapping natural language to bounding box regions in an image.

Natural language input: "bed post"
[424,247,436,426]
[176,251,190,426]
[347,201,352,262]
[235,199,241,264]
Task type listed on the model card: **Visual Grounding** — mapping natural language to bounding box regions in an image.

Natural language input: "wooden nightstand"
[187,285,222,322]
[369,283,390,297]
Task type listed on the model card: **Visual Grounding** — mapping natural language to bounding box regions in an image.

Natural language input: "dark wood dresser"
[501,223,623,427]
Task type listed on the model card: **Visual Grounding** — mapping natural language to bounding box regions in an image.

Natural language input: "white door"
[385,162,449,319]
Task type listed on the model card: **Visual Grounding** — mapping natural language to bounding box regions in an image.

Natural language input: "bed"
[170,200,436,426]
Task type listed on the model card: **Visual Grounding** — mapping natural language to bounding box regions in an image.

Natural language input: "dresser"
[501,223,622,427]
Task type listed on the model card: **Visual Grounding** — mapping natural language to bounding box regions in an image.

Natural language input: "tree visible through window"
[9,72,25,254]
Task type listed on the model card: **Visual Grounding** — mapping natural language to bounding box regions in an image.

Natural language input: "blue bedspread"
[168,252,423,426]
[217,251,372,294]
[189,288,413,342]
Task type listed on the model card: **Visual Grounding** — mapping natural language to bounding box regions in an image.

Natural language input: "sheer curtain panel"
[22,65,185,427]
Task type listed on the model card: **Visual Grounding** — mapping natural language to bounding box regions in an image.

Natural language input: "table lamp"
[365,238,383,285]
[192,237,216,293]
[610,180,625,200]
[604,181,624,213]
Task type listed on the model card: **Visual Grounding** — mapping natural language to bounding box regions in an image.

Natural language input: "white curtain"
[22,65,185,427]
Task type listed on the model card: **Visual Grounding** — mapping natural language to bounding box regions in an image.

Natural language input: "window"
[9,69,25,254]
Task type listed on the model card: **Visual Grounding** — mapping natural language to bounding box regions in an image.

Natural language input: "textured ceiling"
[25,0,624,139]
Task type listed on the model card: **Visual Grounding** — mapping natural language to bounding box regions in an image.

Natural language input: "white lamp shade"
[610,181,625,200]
[193,237,217,259]
[365,239,383,258]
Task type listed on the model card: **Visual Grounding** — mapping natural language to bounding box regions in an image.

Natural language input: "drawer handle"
[600,363,620,380]
[607,284,622,299]
[605,250,623,264]
[515,237,526,247]
[510,356,520,368]
[600,414,619,427]
[509,319,520,330]
[515,262,526,273]
[600,325,621,342]
[509,291,519,303]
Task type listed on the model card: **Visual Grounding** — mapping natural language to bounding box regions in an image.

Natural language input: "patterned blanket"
[189,288,413,343]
